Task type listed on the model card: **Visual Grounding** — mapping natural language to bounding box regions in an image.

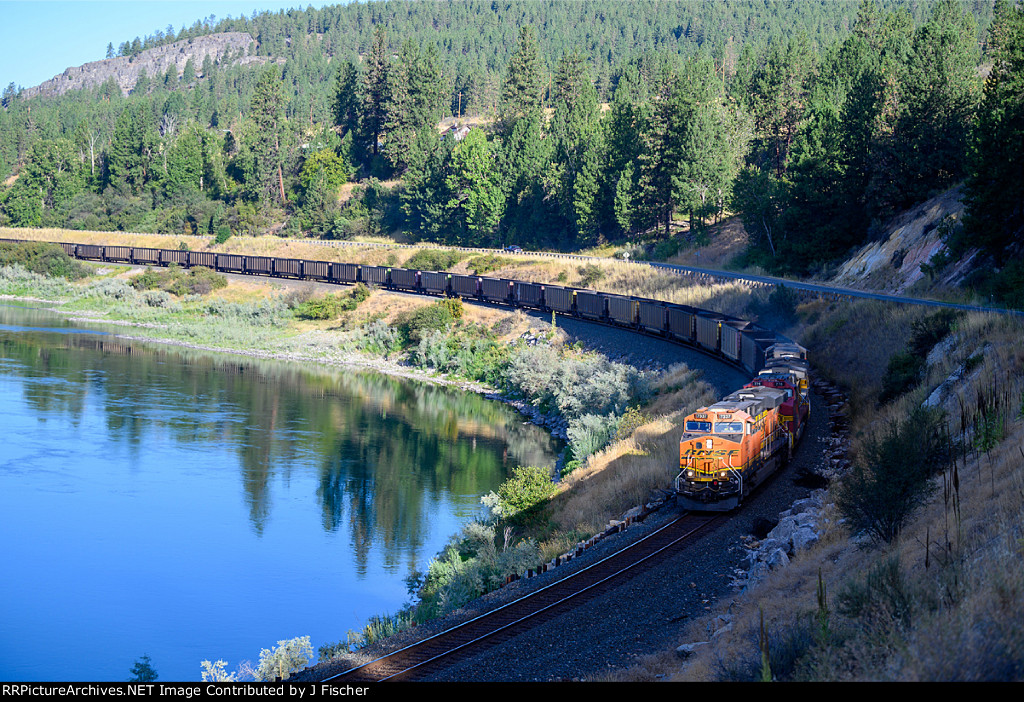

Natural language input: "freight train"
[2,239,794,377]
[676,341,810,510]
[3,238,810,509]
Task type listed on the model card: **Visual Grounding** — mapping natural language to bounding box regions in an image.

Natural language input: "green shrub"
[355,319,402,357]
[502,344,650,420]
[879,310,960,404]
[405,248,465,271]
[879,351,925,404]
[292,284,370,320]
[614,406,650,442]
[254,636,313,682]
[560,459,582,478]
[837,555,915,629]
[568,413,620,461]
[130,265,227,297]
[214,226,232,244]
[178,266,228,296]
[0,242,88,280]
[652,237,681,260]
[467,254,512,275]
[836,408,949,545]
[412,522,542,622]
[577,263,605,288]
[293,293,344,320]
[496,465,557,525]
[394,298,463,344]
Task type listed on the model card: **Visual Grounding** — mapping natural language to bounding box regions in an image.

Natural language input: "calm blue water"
[0,305,558,682]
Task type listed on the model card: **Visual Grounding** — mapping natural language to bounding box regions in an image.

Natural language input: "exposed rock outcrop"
[20,32,256,99]
[830,186,972,294]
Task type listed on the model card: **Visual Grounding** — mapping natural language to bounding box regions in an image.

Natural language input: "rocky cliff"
[20,32,256,99]
[829,186,975,293]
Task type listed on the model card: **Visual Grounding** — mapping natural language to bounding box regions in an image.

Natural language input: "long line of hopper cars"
[5,239,809,510]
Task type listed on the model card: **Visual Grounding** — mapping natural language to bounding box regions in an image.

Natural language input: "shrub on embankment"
[628,302,1024,682]
[0,241,88,280]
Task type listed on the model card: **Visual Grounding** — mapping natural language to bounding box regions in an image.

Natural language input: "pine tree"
[498,26,544,137]
[333,60,361,140]
[362,27,390,163]
[964,0,1024,264]
[550,50,600,240]
[248,65,287,203]
[445,128,503,245]
[896,0,981,205]
[107,101,157,194]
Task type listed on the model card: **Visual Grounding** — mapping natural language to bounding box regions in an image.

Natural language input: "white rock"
[791,526,820,553]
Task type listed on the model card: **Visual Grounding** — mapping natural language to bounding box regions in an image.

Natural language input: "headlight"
[686,470,695,478]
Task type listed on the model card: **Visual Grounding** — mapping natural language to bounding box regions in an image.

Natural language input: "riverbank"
[0,245,745,679]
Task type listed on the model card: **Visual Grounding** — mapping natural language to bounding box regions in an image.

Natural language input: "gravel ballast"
[298,314,827,683]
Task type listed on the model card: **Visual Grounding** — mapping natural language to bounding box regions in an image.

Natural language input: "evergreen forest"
[1,0,1022,302]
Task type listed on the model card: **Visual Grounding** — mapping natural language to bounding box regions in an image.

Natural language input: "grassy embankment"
[608,297,1024,681]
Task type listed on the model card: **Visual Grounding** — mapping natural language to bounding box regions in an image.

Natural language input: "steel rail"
[318,512,718,683]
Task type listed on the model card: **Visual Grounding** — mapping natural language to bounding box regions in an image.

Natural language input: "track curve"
[297,513,720,683]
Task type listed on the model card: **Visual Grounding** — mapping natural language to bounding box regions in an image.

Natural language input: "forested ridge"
[1,0,1022,305]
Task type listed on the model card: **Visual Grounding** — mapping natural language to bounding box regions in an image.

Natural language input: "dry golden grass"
[607,311,1024,682]
[670,217,750,270]
[547,366,718,538]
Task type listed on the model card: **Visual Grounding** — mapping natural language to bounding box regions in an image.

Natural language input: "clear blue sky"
[0,1,340,91]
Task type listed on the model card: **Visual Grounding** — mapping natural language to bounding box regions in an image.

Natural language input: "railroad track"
[312,511,720,683]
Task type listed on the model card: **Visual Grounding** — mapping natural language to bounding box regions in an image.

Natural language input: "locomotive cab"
[676,386,788,511]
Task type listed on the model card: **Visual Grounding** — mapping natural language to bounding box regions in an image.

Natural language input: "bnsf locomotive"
[676,342,810,511]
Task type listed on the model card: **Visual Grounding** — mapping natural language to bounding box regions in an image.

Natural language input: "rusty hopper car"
[676,385,789,510]
[161,250,189,266]
[104,246,132,262]
[274,258,303,278]
[575,290,604,320]
[190,251,217,268]
[420,271,449,295]
[245,256,274,275]
[390,268,419,290]
[543,285,575,313]
[332,262,359,284]
[76,244,104,260]
[302,259,331,281]
[132,248,161,265]
[218,254,245,273]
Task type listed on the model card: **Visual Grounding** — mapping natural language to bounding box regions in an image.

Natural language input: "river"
[0,304,559,682]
